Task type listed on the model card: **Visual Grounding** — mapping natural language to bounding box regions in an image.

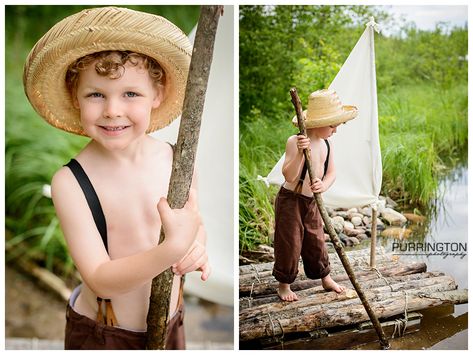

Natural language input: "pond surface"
[357,166,468,349]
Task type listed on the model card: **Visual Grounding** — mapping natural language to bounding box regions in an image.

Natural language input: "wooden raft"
[239,247,468,349]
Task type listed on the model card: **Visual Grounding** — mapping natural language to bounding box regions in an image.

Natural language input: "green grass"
[6,49,88,277]
[239,109,297,251]
[378,83,468,205]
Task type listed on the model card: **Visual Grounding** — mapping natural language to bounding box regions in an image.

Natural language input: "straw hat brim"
[292,105,358,129]
[23,7,192,136]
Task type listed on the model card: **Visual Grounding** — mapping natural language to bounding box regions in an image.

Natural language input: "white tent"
[151,6,234,306]
[260,18,382,210]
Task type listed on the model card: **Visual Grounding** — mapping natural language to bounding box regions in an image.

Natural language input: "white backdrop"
[151,6,234,306]
[262,19,382,209]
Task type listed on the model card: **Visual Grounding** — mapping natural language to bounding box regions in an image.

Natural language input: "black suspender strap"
[323,139,330,178]
[65,159,108,253]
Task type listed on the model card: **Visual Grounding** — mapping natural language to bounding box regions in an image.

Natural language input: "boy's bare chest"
[309,139,328,176]
[90,167,171,255]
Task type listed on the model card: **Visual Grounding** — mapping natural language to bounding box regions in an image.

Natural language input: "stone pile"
[325,196,425,247]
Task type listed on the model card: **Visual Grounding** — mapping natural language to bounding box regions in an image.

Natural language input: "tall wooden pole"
[145,6,223,349]
[289,87,390,350]
[370,207,378,267]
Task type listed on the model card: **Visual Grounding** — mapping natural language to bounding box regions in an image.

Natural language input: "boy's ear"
[72,91,80,109]
[152,86,164,109]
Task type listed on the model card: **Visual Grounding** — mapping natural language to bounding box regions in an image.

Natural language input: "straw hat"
[23,6,192,136]
[292,89,358,129]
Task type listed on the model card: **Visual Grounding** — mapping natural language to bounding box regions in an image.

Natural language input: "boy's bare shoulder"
[50,165,78,202]
[287,134,299,142]
[285,134,299,148]
[147,136,174,162]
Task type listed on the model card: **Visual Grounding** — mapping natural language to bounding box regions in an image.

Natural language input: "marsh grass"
[379,83,467,205]
[6,60,88,277]
[239,83,467,251]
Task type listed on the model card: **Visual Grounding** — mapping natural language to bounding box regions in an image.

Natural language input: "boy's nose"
[103,98,123,118]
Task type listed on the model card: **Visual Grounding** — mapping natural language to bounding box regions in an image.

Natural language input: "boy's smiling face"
[74,60,162,150]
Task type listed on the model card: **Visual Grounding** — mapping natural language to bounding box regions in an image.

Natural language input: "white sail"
[264,18,382,209]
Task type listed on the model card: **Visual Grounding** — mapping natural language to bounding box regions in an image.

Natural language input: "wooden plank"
[239,247,389,275]
[239,256,397,285]
[240,262,427,297]
[240,286,467,341]
[240,272,447,316]
[253,312,423,350]
[240,271,444,310]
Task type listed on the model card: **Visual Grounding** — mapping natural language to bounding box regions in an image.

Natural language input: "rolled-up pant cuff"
[305,264,331,280]
[272,267,298,284]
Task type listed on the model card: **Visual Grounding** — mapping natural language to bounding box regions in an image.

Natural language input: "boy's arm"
[171,168,211,280]
[310,140,336,193]
[51,167,198,298]
[282,135,307,183]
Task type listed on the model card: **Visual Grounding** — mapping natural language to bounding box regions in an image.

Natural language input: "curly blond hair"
[65,50,165,98]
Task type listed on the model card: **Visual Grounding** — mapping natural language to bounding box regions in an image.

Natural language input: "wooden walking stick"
[289,87,390,350]
[145,6,223,349]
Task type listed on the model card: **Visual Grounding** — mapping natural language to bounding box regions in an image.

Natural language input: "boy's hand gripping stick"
[290,87,390,350]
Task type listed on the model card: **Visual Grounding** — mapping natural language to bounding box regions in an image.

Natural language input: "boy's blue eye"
[87,92,103,98]
[125,92,139,98]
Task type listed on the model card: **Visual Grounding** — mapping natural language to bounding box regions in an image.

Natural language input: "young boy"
[23,7,210,349]
[272,89,357,302]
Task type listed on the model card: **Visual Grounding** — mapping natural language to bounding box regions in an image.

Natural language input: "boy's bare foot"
[277,283,299,301]
[322,275,346,293]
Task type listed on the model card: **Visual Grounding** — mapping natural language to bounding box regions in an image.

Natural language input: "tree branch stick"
[289,87,390,350]
[145,6,223,349]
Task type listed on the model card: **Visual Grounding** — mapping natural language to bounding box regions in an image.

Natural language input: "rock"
[331,216,344,234]
[334,211,348,219]
[356,233,368,241]
[324,233,330,242]
[347,207,358,214]
[403,213,427,224]
[380,227,412,240]
[348,212,364,220]
[338,233,349,246]
[381,208,407,226]
[363,216,371,226]
[385,196,398,208]
[345,226,364,237]
[257,244,274,254]
[348,237,360,246]
[360,207,372,217]
[351,216,363,226]
[344,221,355,230]
[326,207,335,216]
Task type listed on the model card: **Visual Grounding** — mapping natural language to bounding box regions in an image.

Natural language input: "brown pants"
[272,186,330,284]
[64,303,185,350]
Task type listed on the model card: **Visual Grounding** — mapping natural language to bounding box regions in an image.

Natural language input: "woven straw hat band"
[23,7,192,136]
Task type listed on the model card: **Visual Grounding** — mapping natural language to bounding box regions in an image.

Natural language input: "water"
[358,166,468,349]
